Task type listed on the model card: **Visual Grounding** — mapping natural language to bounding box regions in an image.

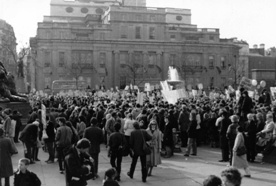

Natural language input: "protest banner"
[270,87,276,100]
[240,77,253,90]
[41,104,48,138]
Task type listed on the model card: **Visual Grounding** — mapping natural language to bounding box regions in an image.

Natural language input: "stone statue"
[17,58,24,78]
[0,61,27,102]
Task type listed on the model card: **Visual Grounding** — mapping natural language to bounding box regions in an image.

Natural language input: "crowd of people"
[0,86,276,186]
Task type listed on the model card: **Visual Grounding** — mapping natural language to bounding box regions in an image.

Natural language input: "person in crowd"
[64,138,94,186]
[102,168,120,186]
[217,110,231,162]
[256,113,275,154]
[14,158,41,186]
[256,112,265,133]
[77,116,86,139]
[136,109,148,129]
[178,105,190,147]
[127,121,152,183]
[2,108,17,153]
[32,119,42,162]
[184,111,198,157]
[19,120,40,164]
[108,123,126,181]
[226,115,240,166]
[244,113,257,162]
[203,175,222,186]
[66,121,79,145]
[0,127,17,186]
[220,167,242,186]
[146,120,162,176]
[27,108,38,124]
[131,104,141,120]
[55,117,73,174]
[207,112,219,148]
[10,110,22,143]
[123,113,135,157]
[83,117,104,179]
[232,126,251,177]
[105,112,116,145]
[44,116,56,164]
[163,115,174,158]
[237,90,253,122]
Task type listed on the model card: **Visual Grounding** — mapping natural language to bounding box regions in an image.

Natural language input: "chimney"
[253,44,258,49]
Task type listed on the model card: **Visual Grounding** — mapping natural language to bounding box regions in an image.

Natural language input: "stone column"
[157,51,164,80]
[142,51,148,78]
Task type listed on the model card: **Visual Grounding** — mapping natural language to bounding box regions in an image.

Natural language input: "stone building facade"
[29,0,240,91]
[0,19,17,75]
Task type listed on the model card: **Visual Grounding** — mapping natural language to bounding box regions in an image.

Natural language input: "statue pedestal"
[15,77,26,93]
[0,102,31,125]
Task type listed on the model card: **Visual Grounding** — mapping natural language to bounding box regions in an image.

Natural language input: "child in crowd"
[14,158,41,186]
[102,168,120,186]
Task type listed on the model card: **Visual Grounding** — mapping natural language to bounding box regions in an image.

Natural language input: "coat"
[0,136,16,177]
[64,147,90,186]
[232,132,249,169]
[146,129,162,166]
[83,126,104,154]
[14,170,41,186]
[129,129,152,156]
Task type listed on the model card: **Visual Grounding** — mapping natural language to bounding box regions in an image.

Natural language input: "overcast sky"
[0,0,275,49]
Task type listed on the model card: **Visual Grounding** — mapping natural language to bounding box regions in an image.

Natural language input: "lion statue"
[0,61,27,102]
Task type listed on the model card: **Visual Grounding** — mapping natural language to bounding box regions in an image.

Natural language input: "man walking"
[127,121,152,182]
[83,117,104,179]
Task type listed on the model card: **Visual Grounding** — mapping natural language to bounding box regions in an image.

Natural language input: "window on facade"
[135,27,141,39]
[210,77,214,88]
[170,54,177,66]
[44,51,51,67]
[208,56,214,69]
[209,35,215,41]
[120,52,128,65]
[221,56,226,69]
[122,14,127,20]
[100,33,105,40]
[136,14,142,21]
[99,53,106,68]
[149,27,155,39]
[170,34,176,40]
[120,76,127,89]
[149,15,155,21]
[59,52,65,67]
[148,53,156,68]
[121,26,128,39]
[221,77,226,87]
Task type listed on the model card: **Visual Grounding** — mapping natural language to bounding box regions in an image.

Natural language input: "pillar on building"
[157,51,164,80]
[113,50,120,87]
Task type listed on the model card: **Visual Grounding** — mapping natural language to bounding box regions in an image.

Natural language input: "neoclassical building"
[29,0,240,91]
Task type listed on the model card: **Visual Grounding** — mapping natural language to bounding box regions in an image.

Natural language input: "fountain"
[160,66,187,104]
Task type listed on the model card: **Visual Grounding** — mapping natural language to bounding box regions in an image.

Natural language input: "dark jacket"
[109,132,126,154]
[83,126,104,154]
[44,121,55,143]
[129,129,152,156]
[19,123,38,146]
[64,147,90,186]
[163,121,174,146]
[187,120,197,138]
[14,170,41,186]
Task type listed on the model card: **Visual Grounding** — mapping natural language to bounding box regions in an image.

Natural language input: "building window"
[149,27,155,40]
[120,52,128,65]
[120,76,127,89]
[81,7,89,14]
[121,26,128,39]
[221,56,226,69]
[170,34,176,40]
[170,54,177,66]
[66,7,73,13]
[100,33,105,40]
[44,51,51,67]
[59,52,65,67]
[208,55,214,69]
[149,15,155,21]
[122,14,127,20]
[135,27,141,39]
[209,35,215,41]
[99,53,106,68]
[210,77,214,88]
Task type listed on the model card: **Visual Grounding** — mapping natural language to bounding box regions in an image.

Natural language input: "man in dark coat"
[178,105,190,147]
[19,121,39,163]
[238,90,253,122]
[83,117,104,179]
[127,121,152,183]
[10,110,22,143]
[108,122,126,181]
[64,139,93,186]
[217,111,231,162]
[0,128,17,186]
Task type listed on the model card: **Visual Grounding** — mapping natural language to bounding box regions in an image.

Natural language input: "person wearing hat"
[0,127,17,186]
[226,115,240,166]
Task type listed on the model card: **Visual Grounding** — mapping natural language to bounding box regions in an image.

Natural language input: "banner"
[270,87,276,100]
[41,104,48,138]
[240,77,253,90]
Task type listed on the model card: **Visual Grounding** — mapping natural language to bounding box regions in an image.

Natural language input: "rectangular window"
[100,33,105,40]
[170,54,176,66]
[44,51,51,67]
[99,53,106,68]
[209,35,215,41]
[121,26,128,39]
[120,52,128,65]
[149,27,155,40]
[221,56,226,69]
[210,77,214,88]
[149,15,155,21]
[136,14,142,21]
[120,76,127,89]
[208,55,214,69]
[170,34,176,40]
[135,27,141,39]
[59,52,65,67]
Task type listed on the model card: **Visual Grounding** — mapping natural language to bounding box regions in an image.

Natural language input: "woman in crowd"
[232,126,251,177]
[184,111,198,157]
[226,115,239,166]
[146,120,162,176]
[123,113,135,157]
